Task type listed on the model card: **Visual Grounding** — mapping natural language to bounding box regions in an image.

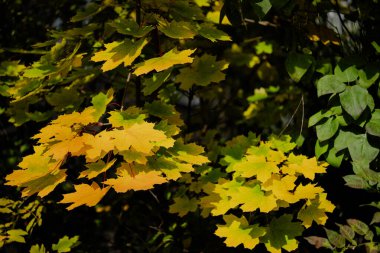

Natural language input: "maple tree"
[1,0,380,252]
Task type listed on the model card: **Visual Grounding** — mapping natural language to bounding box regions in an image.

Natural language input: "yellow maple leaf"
[233,155,278,182]
[294,183,324,201]
[262,174,298,203]
[111,122,173,153]
[231,185,277,213]
[133,48,196,76]
[284,153,326,180]
[60,182,110,210]
[104,163,167,192]
[91,38,148,72]
[215,214,266,250]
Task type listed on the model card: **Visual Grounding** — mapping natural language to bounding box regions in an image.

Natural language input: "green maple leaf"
[197,23,231,42]
[169,196,198,217]
[109,18,154,37]
[260,214,303,252]
[215,214,266,250]
[52,235,79,252]
[176,54,229,90]
[158,19,197,39]
[91,38,148,72]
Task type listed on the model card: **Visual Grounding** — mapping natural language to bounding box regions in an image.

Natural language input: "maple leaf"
[104,163,167,192]
[169,140,210,165]
[176,54,228,90]
[233,155,278,182]
[108,107,147,128]
[297,193,335,228]
[108,18,154,37]
[158,19,197,39]
[110,122,174,153]
[197,23,231,42]
[79,159,116,179]
[151,157,193,180]
[294,183,324,201]
[60,182,110,210]
[261,174,298,203]
[91,38,148,72]
[231,185,277,213]
[16,169,67,197]
[144,101,184,126]
[215,214,266,250]
[133,48,195,76]
[169,196,198,217]
[284,153,327,180]
[260,214,303,253]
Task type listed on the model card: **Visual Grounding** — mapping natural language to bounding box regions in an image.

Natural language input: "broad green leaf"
[52,235,79,252]
[134,48,195,76]
[343,175,369,189]
[315,140,328,159]
[144,101,184,126]
[108,19,154,37]
[142,69,172,96]
[251,0,272,19]
[348,134,379,164]
[358,65,380,88]
[366,110,380,137]
[0,61,25,76]
[285,52,314,82]
[91,39,148,72]
[158,20,197,39]
[324,228,345,248]
[347,219,370,236]
[309,110,330,127]
[371,212,380,225]
[316,75,346,97]
[334,130,356,151]
[325,147,344,168]
[70,3,103,22]
[215,214,266,250]
[316,117,339,142]
[260,214,303,251]
[23,63,56,78]
[339,85,370,120]
[176,54,228,90]
[372,41,380,53]
[334,64,358,82]
[197,23,231,42]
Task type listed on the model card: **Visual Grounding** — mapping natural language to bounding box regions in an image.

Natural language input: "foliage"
[1,0,379,252]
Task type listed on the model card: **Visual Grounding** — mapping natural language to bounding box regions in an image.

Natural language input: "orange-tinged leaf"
[111,122,174,153]
[91,38,148,72]
[104,164,167,192]
[44,133,93,160]
[133,48,195,76]
[60,182,110,210]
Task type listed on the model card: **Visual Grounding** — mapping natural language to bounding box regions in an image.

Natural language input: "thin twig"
[121,72,131,111]
[279,94,304,137]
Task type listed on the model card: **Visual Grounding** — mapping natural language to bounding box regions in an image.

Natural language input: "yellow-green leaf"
[133,48,195,76]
